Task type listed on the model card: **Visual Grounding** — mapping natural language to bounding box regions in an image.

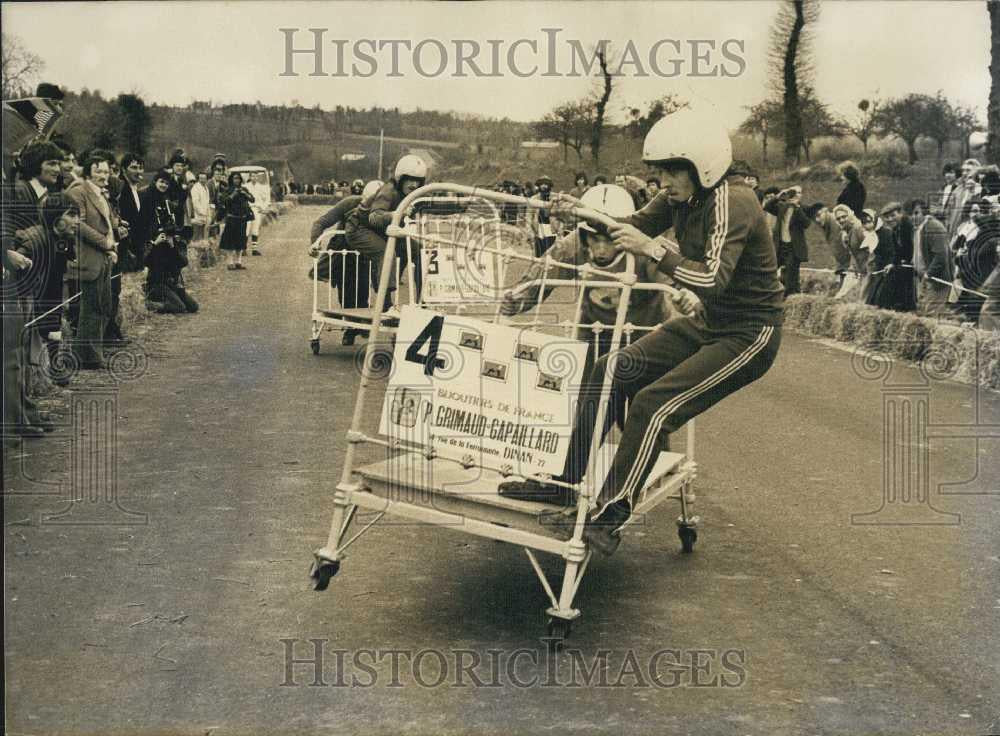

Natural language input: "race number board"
[418,218,500,303]
[379,306,589,476]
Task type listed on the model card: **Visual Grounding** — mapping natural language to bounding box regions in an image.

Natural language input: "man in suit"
[907,198,951,318]
[64,155,123,368]
[764,185,810,295]
[117,152,146,271]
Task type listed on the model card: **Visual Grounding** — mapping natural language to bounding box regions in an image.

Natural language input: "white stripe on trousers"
[595,325,774,520]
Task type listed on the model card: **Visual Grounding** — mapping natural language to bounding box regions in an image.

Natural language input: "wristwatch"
[648,238,668,261]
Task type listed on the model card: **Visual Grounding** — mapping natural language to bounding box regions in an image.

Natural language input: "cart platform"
[352,445,687,542]
[315,307,400,327]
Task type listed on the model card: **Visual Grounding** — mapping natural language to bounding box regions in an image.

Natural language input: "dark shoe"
[498,478,574,506]
[251,249,262,256]
[235,263,247,270]
[226,264,238,271]
[538,507,579,540]
[582,501,632,556]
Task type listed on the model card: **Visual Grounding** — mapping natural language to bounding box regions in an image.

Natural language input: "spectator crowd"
[2,83,287,451]
[547,158,1000,332]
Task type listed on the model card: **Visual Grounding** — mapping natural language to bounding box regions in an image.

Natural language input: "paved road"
[4,206,999,736]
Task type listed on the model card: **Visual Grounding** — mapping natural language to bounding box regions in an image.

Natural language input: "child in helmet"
[501,106,784,556]
[344,154,427,307]
[500,184,672,378]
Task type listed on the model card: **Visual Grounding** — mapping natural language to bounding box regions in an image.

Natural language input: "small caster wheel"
[310,338,320,355]
[309,558,340,591]
[678,526,697,553]
[545,617,572,650]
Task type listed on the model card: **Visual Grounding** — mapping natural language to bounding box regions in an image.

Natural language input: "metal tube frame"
[313,183,698,627]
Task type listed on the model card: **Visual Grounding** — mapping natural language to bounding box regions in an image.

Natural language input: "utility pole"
[378,127,385,180]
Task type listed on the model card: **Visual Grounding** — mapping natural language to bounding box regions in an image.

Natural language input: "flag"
[4,97,62,137]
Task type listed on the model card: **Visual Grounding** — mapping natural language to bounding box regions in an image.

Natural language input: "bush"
[860,151,911,180]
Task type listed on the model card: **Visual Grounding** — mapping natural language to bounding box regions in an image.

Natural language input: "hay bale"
[786,294,1000,389]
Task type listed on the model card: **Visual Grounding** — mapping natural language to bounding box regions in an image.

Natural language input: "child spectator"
[189,171,212,243]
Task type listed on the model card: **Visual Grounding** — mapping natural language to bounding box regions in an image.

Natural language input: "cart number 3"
[405,315,446,376]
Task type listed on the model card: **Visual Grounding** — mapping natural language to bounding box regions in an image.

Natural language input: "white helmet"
[361,179,383,200]
[642,107,733,189]
[394,154,427,181]
[578,184,635,233]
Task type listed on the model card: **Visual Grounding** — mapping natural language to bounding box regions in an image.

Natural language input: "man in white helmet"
[345,154,427,306]
[503,106,783,555]
[310,179,383,344]
[498,184,672,388]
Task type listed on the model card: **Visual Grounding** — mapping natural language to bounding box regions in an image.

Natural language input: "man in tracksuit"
[500,107,784,555]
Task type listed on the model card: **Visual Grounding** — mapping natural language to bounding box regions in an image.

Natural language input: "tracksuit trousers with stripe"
[558,314,781,517]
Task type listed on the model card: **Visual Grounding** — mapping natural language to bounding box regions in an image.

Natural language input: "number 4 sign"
[379,306,589,475]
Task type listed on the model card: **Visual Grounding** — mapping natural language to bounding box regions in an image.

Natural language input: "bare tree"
[1,32,44,99]
[876,94,932,164]
[951,104,983,159]
[921,92,957,160]
[768,0,820,165]
[848,98,881,153]
[539,101,592,162]
[590,45,613,167]
[626,94,688,141]
[740,99,782,165]
[989,0,1000,164]
[797,88,846,161]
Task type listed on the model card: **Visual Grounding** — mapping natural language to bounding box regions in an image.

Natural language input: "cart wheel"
[310,338,320,355]
[678,526,698,553]
[545,618,572,650]
[309,559,340,591]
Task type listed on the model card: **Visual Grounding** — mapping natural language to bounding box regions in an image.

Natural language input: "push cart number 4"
[405,315,446,376]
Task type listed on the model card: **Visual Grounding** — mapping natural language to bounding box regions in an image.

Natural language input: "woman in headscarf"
[217,171,255,271]
[859,208,896,309]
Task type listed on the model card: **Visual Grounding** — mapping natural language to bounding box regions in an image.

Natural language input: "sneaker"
[498,478,575,506]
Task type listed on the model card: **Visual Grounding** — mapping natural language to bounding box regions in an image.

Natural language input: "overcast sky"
[3,1,990,128]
